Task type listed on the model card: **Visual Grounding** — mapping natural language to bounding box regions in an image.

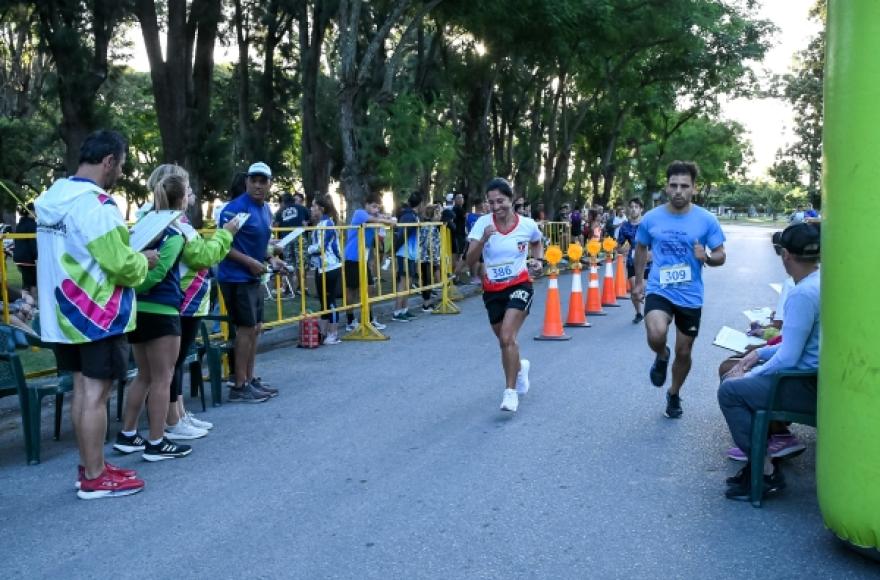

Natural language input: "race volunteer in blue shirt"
[717,222,820,502]
[217,161,286,403]
[633,161,726,419]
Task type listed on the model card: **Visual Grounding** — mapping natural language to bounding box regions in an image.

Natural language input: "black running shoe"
[113,432,147,454]
[725,465,786,501]
[726,463,750,486]
[142,438,192,462]
[633,313,644,324]
[649,347,670,387]
[664,391,683,418]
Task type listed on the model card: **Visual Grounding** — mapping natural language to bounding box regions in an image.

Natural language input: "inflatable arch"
[819,0,880,556]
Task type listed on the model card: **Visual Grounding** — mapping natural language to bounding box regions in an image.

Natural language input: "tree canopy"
[1,0,801,224]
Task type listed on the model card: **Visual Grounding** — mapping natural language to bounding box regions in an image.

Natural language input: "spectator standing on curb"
[273,192,309,295]
[13,202,38,298]
[217,162,286,403]
[308,194,343,344]
[418,203,443,311]
[116,174,191,461]
[143,164,237,440]
[343,193,396,332]
[392,191,424,322]
[36,130,156,499]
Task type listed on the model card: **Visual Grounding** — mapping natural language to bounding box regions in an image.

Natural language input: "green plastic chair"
[749,369,818,507]
[0,324,74,464]
[198,314,234,407]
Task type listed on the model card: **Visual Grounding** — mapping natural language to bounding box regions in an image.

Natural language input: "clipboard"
[276,227,306,248]
[129,210,182,251]
[713,325,766,354]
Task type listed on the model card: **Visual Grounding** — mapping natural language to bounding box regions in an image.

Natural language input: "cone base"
[585,310,606,316]
[601,303,621,307]
[564,322,591,327]
[534,334,572,341]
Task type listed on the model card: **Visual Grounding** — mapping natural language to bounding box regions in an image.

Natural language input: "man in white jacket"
[36,130,158,499]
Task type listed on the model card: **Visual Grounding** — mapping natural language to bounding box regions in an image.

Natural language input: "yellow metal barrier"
[544,221,571,248]
[1,220,460,376]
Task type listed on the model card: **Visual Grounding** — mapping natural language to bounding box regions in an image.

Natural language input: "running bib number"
[659,263,692,286]
[487,262,515,281]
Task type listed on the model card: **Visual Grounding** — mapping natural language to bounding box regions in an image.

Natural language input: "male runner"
[617,197,649,323]
[633,161,726,418]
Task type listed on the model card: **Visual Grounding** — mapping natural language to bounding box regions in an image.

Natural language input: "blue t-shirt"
[617,220,643,268]
[635,205,725,308]
[343,209,379,261]
[465,212,481,234]
[217,192,273,283]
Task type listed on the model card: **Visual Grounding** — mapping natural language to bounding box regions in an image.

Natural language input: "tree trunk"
[233,0,253,162]
[299,0,332,200]
[37,0,122,173]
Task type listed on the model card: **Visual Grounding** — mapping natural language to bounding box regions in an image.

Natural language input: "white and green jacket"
[176,219,233,317]
[35,177,148,344]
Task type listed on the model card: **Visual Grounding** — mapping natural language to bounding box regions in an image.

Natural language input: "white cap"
[446,193,454,202]
[247,162,272,178]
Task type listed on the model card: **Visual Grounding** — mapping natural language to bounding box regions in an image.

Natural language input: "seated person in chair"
[717,222,820,502]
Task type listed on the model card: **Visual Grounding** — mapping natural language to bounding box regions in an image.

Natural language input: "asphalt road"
[0,223,876,579]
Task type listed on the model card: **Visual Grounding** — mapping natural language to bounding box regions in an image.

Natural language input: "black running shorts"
[645,293,702,338]
[482,282,534,326]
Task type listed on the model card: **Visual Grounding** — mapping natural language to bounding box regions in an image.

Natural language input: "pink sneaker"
[768,434,806,459]
[726,446,747,462]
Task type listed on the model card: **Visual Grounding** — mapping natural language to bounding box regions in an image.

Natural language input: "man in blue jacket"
[717,222,820,502]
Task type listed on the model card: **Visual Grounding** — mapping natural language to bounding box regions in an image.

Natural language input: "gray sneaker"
[251,377,278,398]
[228,383,269,403]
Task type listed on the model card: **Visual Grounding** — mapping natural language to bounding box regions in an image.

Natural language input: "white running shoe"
[164,420,208,440]
[371,319,387,330]
[345,320,359,332]
[184,411,213,430]
[516,359,531,395]
[500,389,519,412]
[323,333,341,345]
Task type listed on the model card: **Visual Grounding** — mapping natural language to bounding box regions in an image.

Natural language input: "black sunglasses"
[514,203,524,209]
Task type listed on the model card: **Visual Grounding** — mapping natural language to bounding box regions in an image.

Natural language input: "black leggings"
[314,268,342,323]
[169,316,201,402]
[420,262,437,301]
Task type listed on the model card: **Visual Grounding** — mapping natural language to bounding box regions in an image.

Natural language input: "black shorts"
[127,311,182,344]
[220,282,264,327]
[453,235,467,255]
[17,265,36,288]
[483,282,534,325]
[627,264,651,279]
[344,260,375,289]
[54,334,130,381]
[645,293,702,337]
[396,256,417,282]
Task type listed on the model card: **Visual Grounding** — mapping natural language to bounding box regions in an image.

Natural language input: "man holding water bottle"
[632,161,726,419]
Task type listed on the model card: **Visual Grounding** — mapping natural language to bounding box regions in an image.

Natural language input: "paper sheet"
[742,307,773,325]
[769,283,782,294]
[276,227,306,249]
[713,325,766,354]
[129,211,182,251]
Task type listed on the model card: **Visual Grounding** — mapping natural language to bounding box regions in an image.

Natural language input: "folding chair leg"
[208,352,223,407]
[750,410,770,507]
[116,379,125,422]
[190,360,206,412]
[27,391,43,465]
[54,393,64,440]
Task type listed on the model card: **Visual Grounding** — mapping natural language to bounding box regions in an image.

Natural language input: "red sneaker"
[77,468,144,500]
[76,462,138,489]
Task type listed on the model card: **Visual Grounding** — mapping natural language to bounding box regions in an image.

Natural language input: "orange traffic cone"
[535,272,572,341]
[601,254,620,307]
[584,261,605,316]
[564,266,590,327]
[615,253,629,299]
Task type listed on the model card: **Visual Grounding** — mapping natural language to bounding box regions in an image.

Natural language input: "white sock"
[122,430,137,437]
[149,438,163,446]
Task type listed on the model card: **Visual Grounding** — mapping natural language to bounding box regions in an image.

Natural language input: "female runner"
[466,178,543,412]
